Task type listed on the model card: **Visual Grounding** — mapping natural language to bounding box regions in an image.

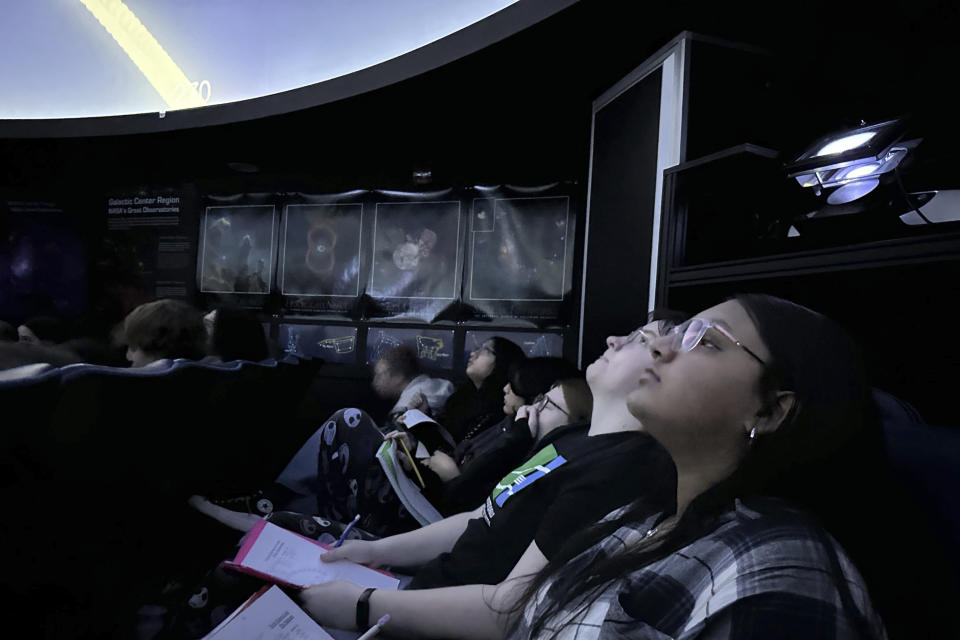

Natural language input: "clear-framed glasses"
[669,318,766,366]
[624,327,653,345]
[476,344,496,356]
[533,393,569,417]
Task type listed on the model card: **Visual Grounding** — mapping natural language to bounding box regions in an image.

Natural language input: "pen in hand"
[333,514,361,548]
[357,614,390,640]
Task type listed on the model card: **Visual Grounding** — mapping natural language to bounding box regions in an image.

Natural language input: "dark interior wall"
[580,69,662,367]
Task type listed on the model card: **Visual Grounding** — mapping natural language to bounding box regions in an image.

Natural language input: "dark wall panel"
[580,68,661,366]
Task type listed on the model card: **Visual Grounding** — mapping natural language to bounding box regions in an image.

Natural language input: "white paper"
[414,442,429,459]
[400,408,437,427]
[203,585,334,640]
[236,522,399,590]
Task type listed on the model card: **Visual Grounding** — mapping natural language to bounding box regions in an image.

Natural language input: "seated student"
[297,295,890,639]
[17,315,71,345]
[418,357,587,516]
[122,298,206,368]
[202,307,269,363]
[303,337,526,533]
[373,344,457,424]
[274,337,520,510]
[238,345,457,514]
[438,337,527,444]
[294,316,676,596]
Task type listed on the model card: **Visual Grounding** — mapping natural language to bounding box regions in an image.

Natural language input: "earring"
[748,426,757,441]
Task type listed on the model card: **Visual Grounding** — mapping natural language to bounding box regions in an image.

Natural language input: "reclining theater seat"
[873,388,960,585]
[0,355,322,638]
[0,366,64,490]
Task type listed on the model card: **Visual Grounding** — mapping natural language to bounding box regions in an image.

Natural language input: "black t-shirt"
[409,422,675,589]
[423,415,535,516]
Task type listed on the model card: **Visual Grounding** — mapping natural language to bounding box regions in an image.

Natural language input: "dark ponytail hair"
[515,294,883,638]
[479,337,526,399]
[444,337,526,442]
[509,357,582,402]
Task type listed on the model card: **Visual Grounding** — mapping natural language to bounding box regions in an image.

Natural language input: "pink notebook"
[221,520,399,590]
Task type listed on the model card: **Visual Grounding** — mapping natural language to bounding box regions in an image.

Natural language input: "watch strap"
[356,587,376,630]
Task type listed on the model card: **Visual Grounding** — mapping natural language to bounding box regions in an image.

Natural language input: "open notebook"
[203,584,334,639]
[376,439,443,526]
[222,520,400,590]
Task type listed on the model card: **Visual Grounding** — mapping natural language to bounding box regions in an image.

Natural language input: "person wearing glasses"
[416,357,585,516]
[438,337,528,443]
[412,373,593,518]
[298,295,890,639]
[305,313,678,600]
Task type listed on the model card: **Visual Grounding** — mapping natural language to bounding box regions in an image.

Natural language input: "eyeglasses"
[624,327,653,345]
[532,393,569,417]
[668,318,766,366]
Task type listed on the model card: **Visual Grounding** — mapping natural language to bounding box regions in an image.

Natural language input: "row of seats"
[2,356,323,495]
[0,355,323,638]
[0,362,956,637]
[872,388,960,585]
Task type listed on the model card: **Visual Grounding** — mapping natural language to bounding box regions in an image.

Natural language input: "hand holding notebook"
[222,520,399,590]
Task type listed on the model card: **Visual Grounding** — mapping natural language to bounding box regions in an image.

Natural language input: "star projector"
[785,118,921,205]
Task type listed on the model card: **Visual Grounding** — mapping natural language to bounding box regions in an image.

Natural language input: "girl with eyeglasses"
[435,337,527,444]
[505,294,890,639]
[419,357,587,516]
[299,295,896,639]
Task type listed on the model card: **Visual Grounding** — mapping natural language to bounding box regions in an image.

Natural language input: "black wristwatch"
[356,587,376,629]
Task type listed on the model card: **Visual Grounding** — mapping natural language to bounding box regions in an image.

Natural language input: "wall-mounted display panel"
[198,204,276,295]
[0,198,87,321]
[280,203,363,297]
[365,326,455,371]
[468,196,570,301]
[278,323,358,364]
[368,200,461,299]
[189,184,578,328]
[366,199,462,321]
[463,186,576,324]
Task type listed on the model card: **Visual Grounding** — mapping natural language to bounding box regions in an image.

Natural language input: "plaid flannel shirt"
[509,498,886,640]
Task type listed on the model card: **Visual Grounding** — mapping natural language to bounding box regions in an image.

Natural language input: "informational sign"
[365,326,455,371]
[104,186,197,302]
[463,330,563,361]
[199,204,276,294]
[278,323,358,364]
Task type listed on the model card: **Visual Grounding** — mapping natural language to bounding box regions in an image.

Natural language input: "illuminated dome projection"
[0,0,523,121]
